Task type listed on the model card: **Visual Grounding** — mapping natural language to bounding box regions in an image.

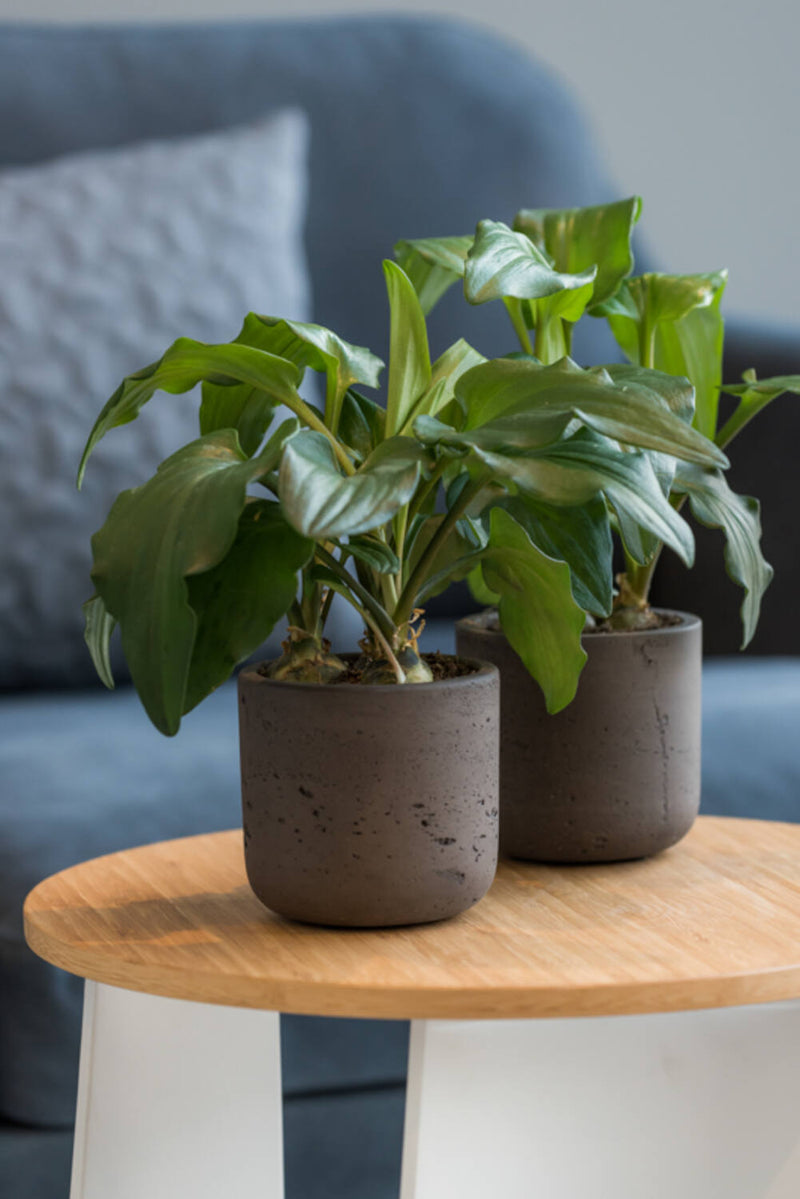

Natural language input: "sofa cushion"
[0,109,311,690]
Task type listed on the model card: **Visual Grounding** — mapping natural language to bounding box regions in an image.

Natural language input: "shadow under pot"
[237,656,500,927]
[455,611,701,864]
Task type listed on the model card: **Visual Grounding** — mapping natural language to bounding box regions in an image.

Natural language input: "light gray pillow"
[0,109,314,688]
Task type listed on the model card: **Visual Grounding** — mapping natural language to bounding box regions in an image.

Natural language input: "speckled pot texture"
[238,657,500,927]
[456,611,702,863]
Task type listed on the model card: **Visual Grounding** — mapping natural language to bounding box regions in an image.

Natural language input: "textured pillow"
[0,110,311,688]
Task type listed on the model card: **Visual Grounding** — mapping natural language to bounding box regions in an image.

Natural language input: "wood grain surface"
[23,817,800,1019]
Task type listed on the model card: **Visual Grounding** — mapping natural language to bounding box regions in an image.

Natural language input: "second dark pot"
[456,611,701,863]
[238,657,499,927]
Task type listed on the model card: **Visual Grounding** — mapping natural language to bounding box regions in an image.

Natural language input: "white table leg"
[400,1000,800,1199]
[70,981,283,1199]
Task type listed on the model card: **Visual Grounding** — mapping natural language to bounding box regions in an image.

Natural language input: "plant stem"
[285,388,355,476]
[393,473,486,627]
[314,545,396,641]
[503,298,534,355]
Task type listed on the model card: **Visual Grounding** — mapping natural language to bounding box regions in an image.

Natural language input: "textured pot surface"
[238,658,499,927]
[456,612,702,863]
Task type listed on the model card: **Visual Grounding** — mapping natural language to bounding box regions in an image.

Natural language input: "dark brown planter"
[455,611,701,863]
[237,657,500,927]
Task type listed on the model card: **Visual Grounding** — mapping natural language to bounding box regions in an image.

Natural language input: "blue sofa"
[1,17,799,1199]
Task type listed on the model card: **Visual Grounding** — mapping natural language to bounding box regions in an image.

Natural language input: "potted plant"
[79,249,726,922]
[398,199,800,862]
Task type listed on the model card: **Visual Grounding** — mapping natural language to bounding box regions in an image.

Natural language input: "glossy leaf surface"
[481,507,587,714]
[185,500,313,712]
[90,430,287,735]
[453,357,726,467]
[79,337,305,486]
[237,313,384,429]
[464,220,597,306]
[383,260,432,437]
[393,235,473,314]
[673,463,773,647]
[602,272,728,439]
[499,494,613,615]
[279,431,424,540]
[514,197,641,309]
[82,594,116,690]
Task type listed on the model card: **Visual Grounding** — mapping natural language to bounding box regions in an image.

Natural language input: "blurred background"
[1,0,797,325]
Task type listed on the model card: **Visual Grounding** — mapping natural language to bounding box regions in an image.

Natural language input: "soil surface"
[333,651,478,684]
[335,657,479,685]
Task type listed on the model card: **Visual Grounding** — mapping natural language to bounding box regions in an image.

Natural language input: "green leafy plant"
[397,197,800,646]
[81,229,731,736]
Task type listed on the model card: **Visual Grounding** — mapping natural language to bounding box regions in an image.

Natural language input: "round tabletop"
[24,816,800,1019]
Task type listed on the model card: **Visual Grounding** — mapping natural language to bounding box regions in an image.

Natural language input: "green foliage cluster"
[80,198,799,735]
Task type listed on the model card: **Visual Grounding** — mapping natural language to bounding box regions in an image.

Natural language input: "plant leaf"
[467,428,694,567]
[499,494,613,616]
[82,593,117,689]
[233,313,384,430]
[514,196,642,309]
[393,235,473,314]
[279,431,424,540]
[464,220,597,306]
[480,507,587,714]
[673,463,773,647]
[79,337,305,486]
[184,500,313,712]
[343,535,401,574]
[338,388,387,461]
[601,273,728,440]
[718,372,800,447]
[90,430,286,735]
[399,339,486,433]
[454,356,727,467]
[467,563,500,607]
[404,515,481,600]
[383,260,432,437]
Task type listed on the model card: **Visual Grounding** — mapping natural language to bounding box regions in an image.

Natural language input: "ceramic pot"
[237,657,499,926]
[455,611,701,863]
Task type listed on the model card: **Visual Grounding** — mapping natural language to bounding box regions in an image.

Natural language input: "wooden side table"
[24,816,800,1199]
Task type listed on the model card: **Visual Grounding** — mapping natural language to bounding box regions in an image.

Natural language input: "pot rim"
[457,607,701,641]
[239,653,499,693]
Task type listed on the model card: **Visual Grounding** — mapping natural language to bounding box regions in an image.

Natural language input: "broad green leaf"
[184,501,313,712]
[383,260,432,437]
[338,388,387,461]
[673,463,773,647]
[464,220,597,306]
[79,337,304,486]
[279,431,424,540]
[467,563,500,607]
[454,356,727,468]
[399,339,486,433]
[514,196,642,309]
[82,594,116,689]
[234,313,384,431]
[499,494,613,616]
[524,282,597,362]
[460,427,694,567]
[718,372,800,447]
[481,507,587,714]
[198,311,302,455]
[393,235,473,314]
[601,273,728,439]
[343,535,401,574]
[90,430,285,735]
